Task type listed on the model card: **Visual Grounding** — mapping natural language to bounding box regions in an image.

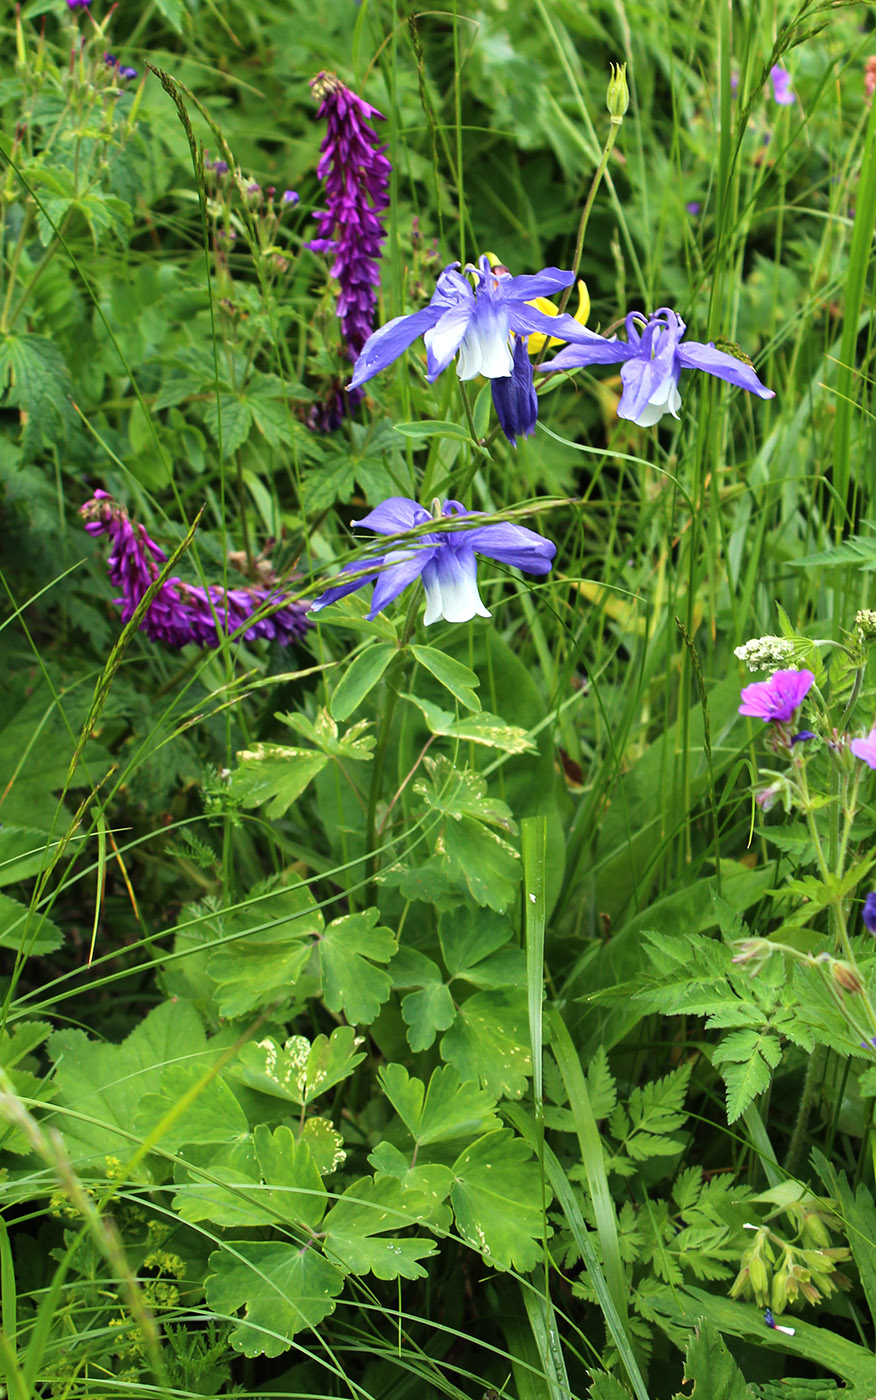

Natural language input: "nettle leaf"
[322,1176,440,1279]
[441,988,532,1099]
[203,394,254,458]
[0,893,63,955]
[232,744,329,818]
[378,1063,500,1147]
[711,1030,783,1122]
[48,1000,206,1172]
[0,827,54,886]
[317,908,396,1024]
[450,1130,545,1272]
[205,1241,343,1357]
[0,331,77,452]
[205,880,324,1018]
[135,1063,249,1152]
[230,1027,365,1108]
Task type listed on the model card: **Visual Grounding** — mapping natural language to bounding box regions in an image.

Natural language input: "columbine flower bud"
[606,63,630,121]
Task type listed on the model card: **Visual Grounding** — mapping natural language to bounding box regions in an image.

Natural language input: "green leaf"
[402,694,536,752]
[203,394,254,457]
[410,644,481,711]
[317,908,396,1024]
[441,989,532,1098]
[378,1063,500,1147]
[206,881,324,1018]
[441,819,522,911]
[401,979,456,1051]
[792,537,876,570]
[586,1045,618,1121]
[205,1241,343,1357]
[135,1064,249,1152]
[712,1031,783,1122]
[300,1117,347,1175]
[330,644,396,722]
[450,1130,545,1272]
[439,905,515,980]
[394,419,474,443]
[175,1124,326,1229]
[48,1001,206,1171]
[229,1027,365,1107]
[278,708,376,760]
[0,893,63,955]
[322,1176,440,1279]
[367,1141,453,1224]
[0,331,76,452]
[232,743,328,818]
[672,1317,751,1400]
[0,828,52,886]
[153,0,184,31]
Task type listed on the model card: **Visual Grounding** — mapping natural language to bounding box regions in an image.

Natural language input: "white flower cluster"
[733,635,797,673]
[855,609,876,642]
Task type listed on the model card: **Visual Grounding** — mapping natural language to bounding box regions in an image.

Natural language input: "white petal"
[630,375,683,426]
[422,549,491,625]
[455,304,513,380]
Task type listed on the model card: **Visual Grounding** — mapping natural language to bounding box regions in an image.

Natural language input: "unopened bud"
[607,63,630,121]
[832,959,864,994]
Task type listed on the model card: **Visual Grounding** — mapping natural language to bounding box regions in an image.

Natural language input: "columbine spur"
[545,306,774,427]
[310,496,556,625]
[738,668,814,723]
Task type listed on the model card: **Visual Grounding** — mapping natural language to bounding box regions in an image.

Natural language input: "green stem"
[364,597,420,894]
[554,118,621,322]
[785,1042,826,1176]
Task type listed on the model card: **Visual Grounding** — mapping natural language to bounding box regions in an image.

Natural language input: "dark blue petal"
[490,337,538,445]
[675,340,774,398]
[368,549,434,617]
[499,267,576,300]
[310,557,384,612]
[543,335,634,371]
[463,519,556,574]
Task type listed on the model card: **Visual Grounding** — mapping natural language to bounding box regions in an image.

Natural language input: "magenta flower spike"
[307,72,391,369]
[738,668,814,723]
[81,492,311,649]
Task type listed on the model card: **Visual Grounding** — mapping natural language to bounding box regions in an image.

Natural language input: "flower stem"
[364,595,420,897]
[555,119,621,321]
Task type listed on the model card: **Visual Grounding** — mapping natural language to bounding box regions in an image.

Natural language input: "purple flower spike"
[770,65,795,106]
[81,492,311,649]
[311,497,556,625]
[738,668,814,723]
[307,71,391,372]
[545,307,775,427]
[851,727,876,769]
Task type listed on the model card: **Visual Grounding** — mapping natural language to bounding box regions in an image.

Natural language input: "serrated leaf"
[673,1317,750,1400]
[378,1063,500,1146]
[586,1045,617,1120]
[205,1241,343,1356]
[0,331,76,452]
[0,893,63,954]
[203,394,254,457]
[440,989,531,1098]
[317,908,396,1024]
[450,1130,544,1271]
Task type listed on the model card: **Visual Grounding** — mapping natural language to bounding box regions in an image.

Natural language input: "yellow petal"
[527,280,590,355]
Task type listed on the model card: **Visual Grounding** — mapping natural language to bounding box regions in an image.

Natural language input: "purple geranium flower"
[851,727,876,769]
[770,65,795,106]
[81,492,311,649]
[310,496,556,625]
[738,668,814,723]
[308,72,391,369]
[545,307,775,427]
[862,892,876,934]
[66,0,92,8]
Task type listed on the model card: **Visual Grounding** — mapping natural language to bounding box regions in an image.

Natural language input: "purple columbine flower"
[545,307,775,427]
[310,496,556,625]
[81,491,311,649]
[738,668,814,723]
[308,71,391,368]
[851,727,876,769]
[770,65,795,105]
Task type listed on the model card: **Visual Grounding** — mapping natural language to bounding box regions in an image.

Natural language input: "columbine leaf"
[232,744,329,818]
[175,1124,326,1229]
[205,1241,343,1357]
[317,908,396,1024]
[205,881,324,1019]
[322,1176,439,1279]
[367,1141,453,1226]
[450,1130,545,1272]
[279,708,376,760]
[378,1063,500,1147]
[135,1063,249,1152]
[410,644,481,711]
[330,645,396,722]
[440,989,531,1099]
[229,1027,365,1107]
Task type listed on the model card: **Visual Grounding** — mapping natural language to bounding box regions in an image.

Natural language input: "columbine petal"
[348,305,444,389]
[309,558,384,612]
[456,301,513,379]
[498,266,576,300]
[368,549,433,618]
[675,340,775,398]
[424,306,477,381]
[421,546,491,625]
[353,497,432,534]
[526,281,590,354]
[490,337,538,445]
[463,519,557,573]
[544,336,634,371]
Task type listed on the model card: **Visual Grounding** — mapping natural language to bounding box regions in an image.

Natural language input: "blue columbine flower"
[347,256,602,442]
[545,306,775,427]
[310,496,556,625]
[862,892,876,934]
